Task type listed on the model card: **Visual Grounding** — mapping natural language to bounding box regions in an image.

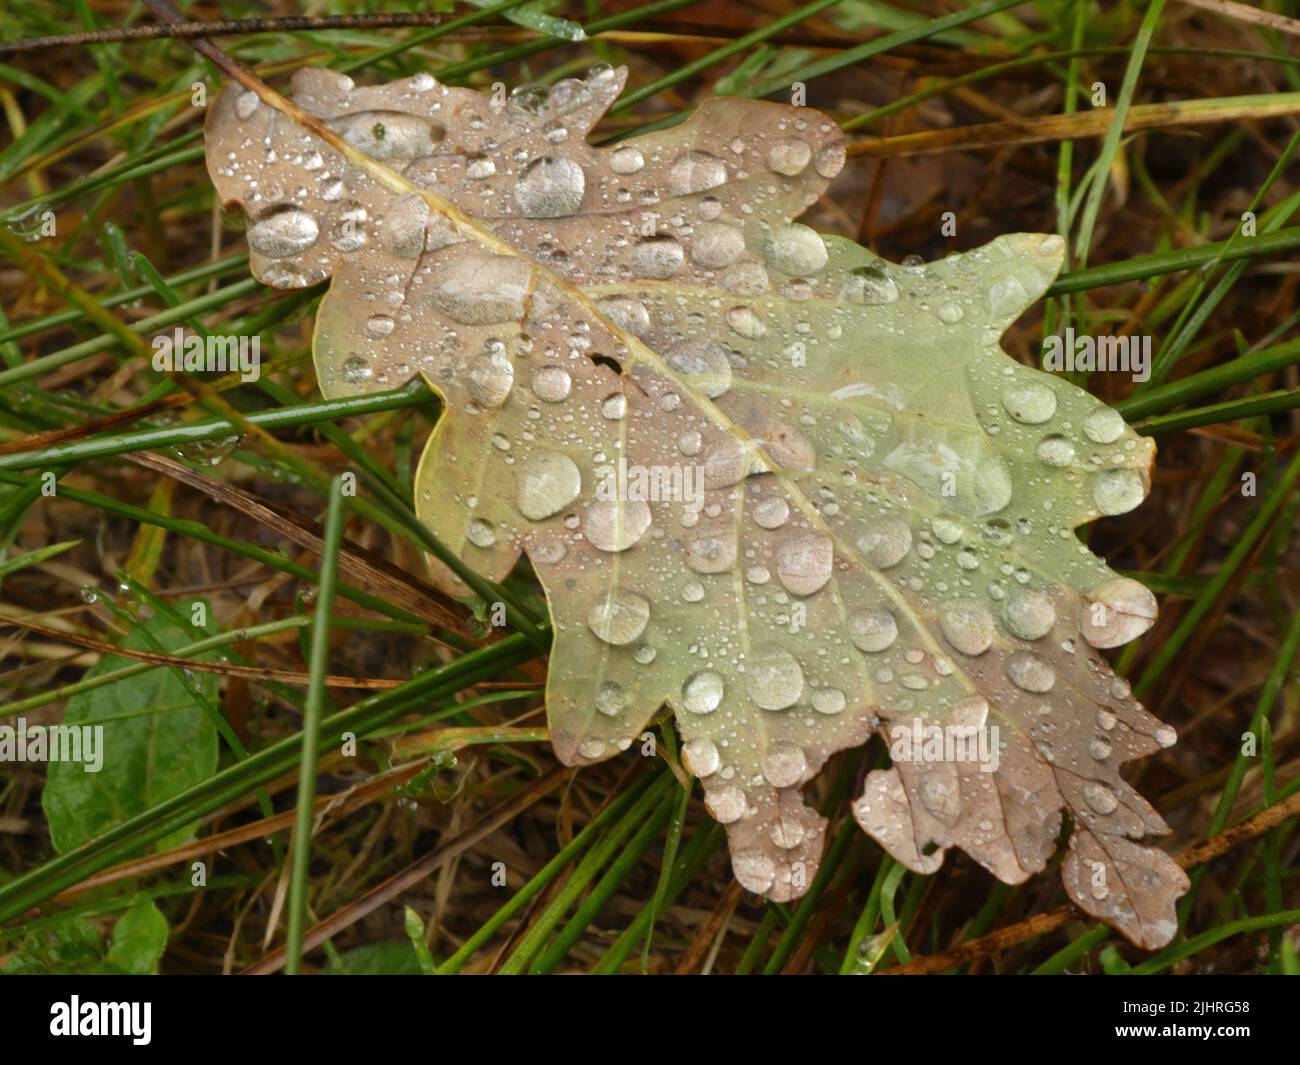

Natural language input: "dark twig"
[0,14,443,58]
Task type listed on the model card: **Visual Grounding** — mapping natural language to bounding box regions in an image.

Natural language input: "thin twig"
[0,14,444,58]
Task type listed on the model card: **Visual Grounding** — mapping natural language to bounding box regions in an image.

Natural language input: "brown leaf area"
[205,65,1188,946]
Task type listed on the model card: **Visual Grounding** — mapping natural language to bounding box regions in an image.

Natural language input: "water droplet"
[856,517,912,569]
[849,609,897,653]
[516,450,581,520]
[627,236,684,279]
[1079,576,1156,648]
[746,645,804,711]
[776,533,833,596]
[584,499,652,552]
[597,296,650,336]
[365,314,395,339]
[595,680,626,716]
[1088,736,1112,761]
[514,155,586,218]
[601,393,627,420]
[1083,782,1118,815]
[686,534,735,574]
[764,223,827,276]
[667,340,731,397]
[815,143,846,178]
[690,222,745,269]
[1084,407,1125,444]
[430,254,530,325]
[1036,435,1075,467]
[1006,651,1055,692]
[465,344,514,407]
[668,150,727,195]
[726,305,766,340]
[235,91,260,120]
[1002,382,1057,424]
[683,737,720,777]
[329,111,437,161]
[706,783,748,824]
[812,687,846,715]
[531,365,572,402]
[248,205,319,258]
[767,140,811,176]
[683,670,725,714]
[466,517,497,548]
[466,155,497,179]
[1092,469,1145,515]
[1154,725,1177,748]
[609,145,645,174]
[753,496,789,530]
[342,354,373,385]
[1002,588,1056,640]
[79,585,99,604]
[763,742,808,787]
[840,263,899,304]
[939,600,995,656]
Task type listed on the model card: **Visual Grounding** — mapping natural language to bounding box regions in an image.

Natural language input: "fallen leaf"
[205,65,1189,947]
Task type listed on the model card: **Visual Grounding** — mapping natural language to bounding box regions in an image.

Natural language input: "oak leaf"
[205,65,1189,948]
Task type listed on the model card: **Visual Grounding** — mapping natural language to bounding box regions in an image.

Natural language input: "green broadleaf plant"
[43,601,219,854]
[206,65,1188,947]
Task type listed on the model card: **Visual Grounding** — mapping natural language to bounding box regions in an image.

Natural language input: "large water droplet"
[668,150,727,195]
[776,533,833,596]
[597,296,650,336]
[1036,435,1075,467]
[764,223,827,276]
[667,340,731,398]
[939,600,994,656]
[753,496,789,530]
[248,205,319,258]
[1084,407,1125,444]
[531,365,572,402]
[1092,469,1145,515]
[1083,782,1118,815]
[856,518,912,569]
[595,680,626,716]
[465,344,514,407]
[587,589,651,645]
[745,645,804,710]
[767,140,811,176]
[686,534,735,574]
[584,499,652,552]
[514,155,586,218]
[849,608,897,652]
[706,782,747,823]
[1001,382,1057,424]
[683,670,725,714]
[763,742,808,787]
[1006,651,1055,692]
[683,737,720,777]
[690,222,745,269]
[627,236,684,279]
[609,145,645,175]
[1079,576,1156,648]
[430,254,530,325]
[1002,587,1056,640]
[329,111,438,161]
[840,264,898,305]
[812,687,846,715]
[516,450,581,520]
[466,517,497,548]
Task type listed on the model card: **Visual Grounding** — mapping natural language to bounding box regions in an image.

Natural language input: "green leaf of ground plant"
[206,65,1188,948]
[42,600,219,854]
